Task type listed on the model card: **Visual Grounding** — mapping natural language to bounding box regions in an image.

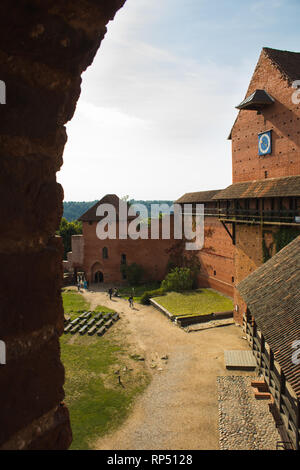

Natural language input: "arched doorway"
[94,271,104,283]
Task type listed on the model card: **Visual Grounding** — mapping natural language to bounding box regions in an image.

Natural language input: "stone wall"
[0,0,126,450]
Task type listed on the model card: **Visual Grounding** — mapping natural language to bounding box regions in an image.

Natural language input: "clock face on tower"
[258,131,272,155]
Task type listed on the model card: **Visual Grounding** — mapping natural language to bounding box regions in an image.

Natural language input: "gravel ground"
[186,318,234,332]
[76,286,255,450]
[217,376,281,450]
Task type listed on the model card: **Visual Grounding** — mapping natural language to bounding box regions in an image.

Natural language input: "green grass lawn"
[61,290,150,449]
[118,282,160,303]
[153,289,233,317]
[62,289,90,316]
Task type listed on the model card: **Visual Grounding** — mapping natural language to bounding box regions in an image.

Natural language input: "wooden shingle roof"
[237,236,300,398]
[213,176,300,200]
[176,189,222,204]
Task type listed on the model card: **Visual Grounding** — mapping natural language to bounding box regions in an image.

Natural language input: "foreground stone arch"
[0,0,126,450]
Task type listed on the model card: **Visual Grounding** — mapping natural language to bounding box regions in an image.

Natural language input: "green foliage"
[57,217,82,260]
[118,283,161,303]
[63,201,98,221]
[161,267,194,293]
[166,239,201,288]
[262,227,299,263]
[140,287,166,305]
[128,200,174,217]
[120,263,144,286]
[273,227,300,253]
[63,199,174,222]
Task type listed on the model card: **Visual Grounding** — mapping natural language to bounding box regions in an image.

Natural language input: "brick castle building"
[67,47,300,448]
[68,194,175,284]
[69,47,300,321]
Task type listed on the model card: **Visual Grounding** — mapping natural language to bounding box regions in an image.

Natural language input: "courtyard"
[62,286,280,450]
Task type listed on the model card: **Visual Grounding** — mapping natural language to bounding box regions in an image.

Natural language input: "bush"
[120,263,144,286]
[140,288,166,305]
[161,267,193,292]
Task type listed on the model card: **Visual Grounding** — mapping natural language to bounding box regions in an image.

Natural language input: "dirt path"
[80,286,254,450]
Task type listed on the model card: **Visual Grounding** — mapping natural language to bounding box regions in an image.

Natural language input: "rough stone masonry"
[0,0,126,450]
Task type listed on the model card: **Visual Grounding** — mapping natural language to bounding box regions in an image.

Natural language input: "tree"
[57,217,82,260]
[165,238,201,288]
[161,267,193,292]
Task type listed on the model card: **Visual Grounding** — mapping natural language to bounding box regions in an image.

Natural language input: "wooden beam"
[220,220,236,245]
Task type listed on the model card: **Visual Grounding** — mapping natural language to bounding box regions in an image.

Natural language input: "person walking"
[128,296,133,309]
[108,287,113,300]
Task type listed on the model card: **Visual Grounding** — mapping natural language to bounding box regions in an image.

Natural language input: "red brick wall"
[232,49,300,183]
[197,217,234,297]
[81,214,235,297]
[233,225,264,324]
[82,220,175,284]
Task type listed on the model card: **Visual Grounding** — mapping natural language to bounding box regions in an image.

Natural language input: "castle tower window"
[121,254,126,265]
[102,247,108,259]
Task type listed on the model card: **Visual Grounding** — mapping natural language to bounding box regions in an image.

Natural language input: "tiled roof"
[264,47,300,83]
[213,176,300,200]
[78,194,131,222]
[176,190,222,204]
[237,236,300,398]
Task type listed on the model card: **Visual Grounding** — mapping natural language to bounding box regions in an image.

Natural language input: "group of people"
[108,287,120,299]
[77,277,88,291]
[76,278,134,308]
[107,287,134,309]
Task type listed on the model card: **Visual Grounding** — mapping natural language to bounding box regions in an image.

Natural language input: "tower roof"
[263,47,300,83]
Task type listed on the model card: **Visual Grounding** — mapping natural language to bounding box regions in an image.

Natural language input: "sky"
[57,0,300,202]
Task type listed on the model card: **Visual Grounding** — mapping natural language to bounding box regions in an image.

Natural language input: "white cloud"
[58,0,256,201]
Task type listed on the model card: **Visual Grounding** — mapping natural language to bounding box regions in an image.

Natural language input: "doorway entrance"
[94,271,104,283]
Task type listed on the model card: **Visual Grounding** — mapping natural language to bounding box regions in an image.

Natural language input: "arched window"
[102,247,108,259]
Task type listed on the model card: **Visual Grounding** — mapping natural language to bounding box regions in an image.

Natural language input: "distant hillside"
[63,201,98,222]
[63,199,174,222]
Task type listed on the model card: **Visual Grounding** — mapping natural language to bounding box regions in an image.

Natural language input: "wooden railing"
[244,312,300,450]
